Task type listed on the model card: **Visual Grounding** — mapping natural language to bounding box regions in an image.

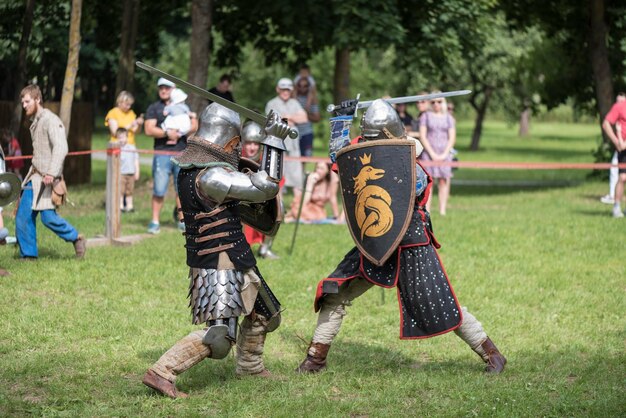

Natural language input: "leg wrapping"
[454,307,488,360]
[150,330,211,383]
[235,314,269,376]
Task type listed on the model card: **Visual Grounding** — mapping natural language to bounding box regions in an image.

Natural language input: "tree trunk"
[59,0,82,134]
[115,0,140,95]
[588,0,613,141]
[519,106,530,137]
[187,0,212,114]
[469,87,493,151]
[11,0,36,135]
[333,47,350,104]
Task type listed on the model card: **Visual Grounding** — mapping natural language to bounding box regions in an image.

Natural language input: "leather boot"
[142,369,189,399]
[479,338,506,374]
[297,342,330,373]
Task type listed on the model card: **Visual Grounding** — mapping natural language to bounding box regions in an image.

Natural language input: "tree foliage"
[3,0,624,152]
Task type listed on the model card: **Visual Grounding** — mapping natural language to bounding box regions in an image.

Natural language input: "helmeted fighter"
[297,98,507,374]
[142,101,291,399]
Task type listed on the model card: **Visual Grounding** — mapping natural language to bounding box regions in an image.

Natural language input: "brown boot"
[73,234,86,259]
[142,369,189,399]
[297,342,330,373]
[480,338,506,374]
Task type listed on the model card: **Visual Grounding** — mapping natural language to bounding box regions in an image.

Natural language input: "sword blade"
[327,90,472,113]
[357,90,472,109]
[136,61,267,125]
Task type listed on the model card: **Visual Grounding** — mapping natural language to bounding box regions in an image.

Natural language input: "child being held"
[117,128,140,212]
[162,88,192,144]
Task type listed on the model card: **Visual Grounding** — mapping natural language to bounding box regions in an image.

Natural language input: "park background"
[0,0,625,416]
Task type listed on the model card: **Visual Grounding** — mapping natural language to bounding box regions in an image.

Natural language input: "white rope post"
[105,141,122,240]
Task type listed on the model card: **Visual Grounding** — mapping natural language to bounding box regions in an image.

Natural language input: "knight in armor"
[142,103,289,398]
[297,99,506,374]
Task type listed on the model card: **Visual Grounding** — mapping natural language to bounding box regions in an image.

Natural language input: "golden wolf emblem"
[353,153,393,239]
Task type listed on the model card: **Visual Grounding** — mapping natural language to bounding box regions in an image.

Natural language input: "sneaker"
[73,234,87,259]
[147,222,161,234]
[600,195,615,204]
[612,207,624,218]
[178,221,186,232]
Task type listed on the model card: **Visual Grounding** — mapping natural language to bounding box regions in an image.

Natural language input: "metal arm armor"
[196,166,280,205]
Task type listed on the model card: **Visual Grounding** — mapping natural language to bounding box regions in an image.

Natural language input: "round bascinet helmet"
[360,99,405,140]
[241,120,265,143]
[196,102,241,148]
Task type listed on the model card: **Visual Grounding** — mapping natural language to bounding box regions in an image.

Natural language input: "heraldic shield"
[336,140,416,266]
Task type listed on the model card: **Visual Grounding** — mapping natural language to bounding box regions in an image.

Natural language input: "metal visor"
[237,157,283,236]
[336,140,416,266]
[0,172,21,206]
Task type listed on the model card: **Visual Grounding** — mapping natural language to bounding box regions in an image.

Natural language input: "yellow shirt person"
[105,91,143,145]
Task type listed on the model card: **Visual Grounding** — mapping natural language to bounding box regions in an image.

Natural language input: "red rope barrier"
[5,148,626,170]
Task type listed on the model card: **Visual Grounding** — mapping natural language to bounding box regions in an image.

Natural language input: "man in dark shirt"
[144,77,198,234]
[208,74,235,103]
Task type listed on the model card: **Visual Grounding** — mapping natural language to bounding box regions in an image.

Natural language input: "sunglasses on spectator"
[298,83,309,88]
[431,100,443,104]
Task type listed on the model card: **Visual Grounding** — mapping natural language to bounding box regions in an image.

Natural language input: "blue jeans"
[152,155,180,197]
[16,182,79,258]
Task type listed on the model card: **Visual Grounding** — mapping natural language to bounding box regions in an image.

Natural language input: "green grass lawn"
[1,121,623,417]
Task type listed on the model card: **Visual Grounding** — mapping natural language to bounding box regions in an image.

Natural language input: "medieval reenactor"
[142,102,291,398]
[297,98,506,374]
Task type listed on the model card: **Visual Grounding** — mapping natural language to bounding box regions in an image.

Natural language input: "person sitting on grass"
[284,161,343,224]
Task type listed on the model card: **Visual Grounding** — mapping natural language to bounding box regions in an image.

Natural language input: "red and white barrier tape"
[5,149,626,170]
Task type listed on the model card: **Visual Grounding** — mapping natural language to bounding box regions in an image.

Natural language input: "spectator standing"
[208,74,235,103]
[600,92,626,205]
[395,103,414,132]
[144,78,198,234]
[1,129,24,179]
[16,85,86,259]
[418,94,456,216]
[294,64,317,97]
[294,77,320,156]
[601,95,626,218]
[265,78,308,203]
[408,93,430,138]
[116,128,140,212]
[105,91,144,146]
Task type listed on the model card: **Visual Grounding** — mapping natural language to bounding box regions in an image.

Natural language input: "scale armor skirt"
[188,268,246,325]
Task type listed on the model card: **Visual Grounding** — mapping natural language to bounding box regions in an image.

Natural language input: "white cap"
[170,88,188,104]
[157,77,175,88]
[276,78,293,90]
